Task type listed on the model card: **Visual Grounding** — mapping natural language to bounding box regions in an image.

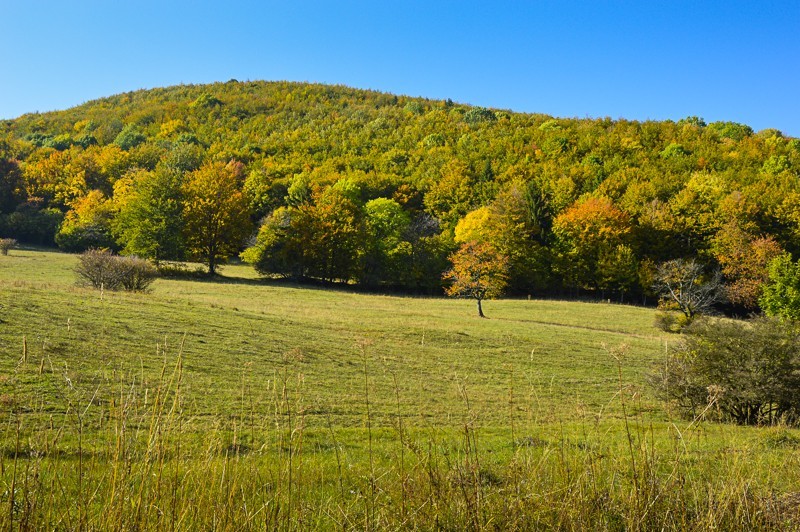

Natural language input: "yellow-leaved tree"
[183,161,252,274]
[443,241,509,318]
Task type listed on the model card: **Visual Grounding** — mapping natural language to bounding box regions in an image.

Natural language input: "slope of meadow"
[1,248,660,427]
[1,249,800,529]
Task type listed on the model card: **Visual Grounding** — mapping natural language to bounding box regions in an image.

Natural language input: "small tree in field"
[654,258,723,321]
[0,238,17,255]
[444,241,508,318]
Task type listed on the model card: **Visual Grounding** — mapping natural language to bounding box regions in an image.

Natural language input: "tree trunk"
[477,298,485,318]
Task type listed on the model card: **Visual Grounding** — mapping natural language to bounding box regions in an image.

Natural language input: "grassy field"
[1,248,800,529]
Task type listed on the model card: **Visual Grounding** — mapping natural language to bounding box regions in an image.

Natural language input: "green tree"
[305,184,364,282]
[360,197,411,287]
[240,206,314,280]
[183,161,252,274]
[113,168,186,262]
[114,124,147,151]
[760,253,800,321]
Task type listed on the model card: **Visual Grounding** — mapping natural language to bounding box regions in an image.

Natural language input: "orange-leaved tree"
[443,241,508,318]
[552,196,633,293]
[183,160,252,274]
[711,221,783,310]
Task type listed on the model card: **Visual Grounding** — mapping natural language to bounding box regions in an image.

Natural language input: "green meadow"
[1,249,799,530]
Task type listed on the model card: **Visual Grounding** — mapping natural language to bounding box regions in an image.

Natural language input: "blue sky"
[2,1,798,135]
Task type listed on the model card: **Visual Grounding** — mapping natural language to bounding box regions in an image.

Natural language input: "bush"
[650,317,800,425]
[0,238,17,255]
[116,256,159,291]
[653,310,691,333]
[75,249,158,292]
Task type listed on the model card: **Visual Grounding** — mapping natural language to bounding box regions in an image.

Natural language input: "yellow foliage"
[454,207,492,244]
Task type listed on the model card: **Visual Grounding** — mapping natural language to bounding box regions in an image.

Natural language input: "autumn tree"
[182,161,252,274]
[712,222,783,310]
[552,196,633,293]
[305,183,364,282]
[443,241,508,318]
[454,182,551,294]
[55,189,117,252]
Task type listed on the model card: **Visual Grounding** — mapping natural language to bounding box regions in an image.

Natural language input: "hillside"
[2,249,800,529]
[1,80,799,303]
[0,248,661,427]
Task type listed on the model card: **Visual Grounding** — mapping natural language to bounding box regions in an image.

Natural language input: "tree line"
[1,81,799,310]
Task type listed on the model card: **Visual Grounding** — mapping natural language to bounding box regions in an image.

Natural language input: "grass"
[1,248,800,529]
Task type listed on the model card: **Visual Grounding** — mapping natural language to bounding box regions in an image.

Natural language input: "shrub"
[650,317,800,425]
[653,310,691,333]
[0,238,17,255]
[75,249,158,292]
[116,256,158,291]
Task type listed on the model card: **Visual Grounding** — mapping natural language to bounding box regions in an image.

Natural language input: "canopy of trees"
[0,80,797,303]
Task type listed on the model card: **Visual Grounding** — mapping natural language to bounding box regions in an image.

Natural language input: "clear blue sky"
[2,1,798,136]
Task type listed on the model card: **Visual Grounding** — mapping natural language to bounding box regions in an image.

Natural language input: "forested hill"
[1,80,798,304]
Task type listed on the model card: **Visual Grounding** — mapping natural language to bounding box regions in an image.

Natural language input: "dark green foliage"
[241,206,312,280]
[0,202,62,244]
[114,124,147,150]
[24,132,53,147]
[651,317,800,425]
[44,134,72,150]
[74,133,98,148]
[678,116,707,128]
[0,151,24,213]
[464,107,497,124]
[55,222,117,252]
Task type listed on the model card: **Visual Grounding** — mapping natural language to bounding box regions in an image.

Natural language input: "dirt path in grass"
[506,317,663,340]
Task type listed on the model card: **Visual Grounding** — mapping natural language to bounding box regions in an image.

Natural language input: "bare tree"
[654,259,724,319]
